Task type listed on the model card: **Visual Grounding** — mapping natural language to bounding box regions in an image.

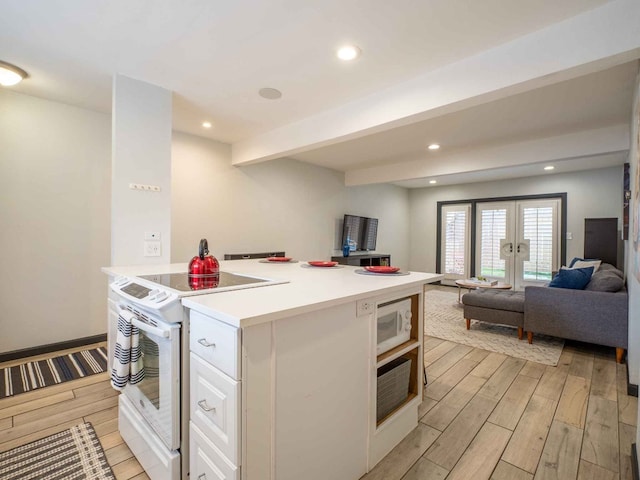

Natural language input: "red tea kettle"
[188,239,219,276]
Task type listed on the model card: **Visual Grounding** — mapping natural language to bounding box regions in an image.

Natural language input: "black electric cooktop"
[138,271,267,292]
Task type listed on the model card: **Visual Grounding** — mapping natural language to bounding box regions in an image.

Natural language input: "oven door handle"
[130,317,170,338]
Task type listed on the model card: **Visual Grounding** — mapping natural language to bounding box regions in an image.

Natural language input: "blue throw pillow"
[548,266,594,289]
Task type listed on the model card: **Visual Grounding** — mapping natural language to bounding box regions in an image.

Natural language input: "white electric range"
[109,270,287,480]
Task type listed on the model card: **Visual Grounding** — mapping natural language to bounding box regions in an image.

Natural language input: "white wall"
[171,132,411,268]
[0,90,111,352]
[409,167,623,272]
[626,66,640,453]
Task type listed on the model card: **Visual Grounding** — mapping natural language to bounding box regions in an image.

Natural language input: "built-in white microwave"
[376,298,412,355]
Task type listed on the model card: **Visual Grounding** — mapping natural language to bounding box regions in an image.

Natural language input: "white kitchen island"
[105,259,442,480]
[180,260,442,480]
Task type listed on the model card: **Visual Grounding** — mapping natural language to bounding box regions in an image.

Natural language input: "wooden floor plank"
[0,417,12,431]
[554,375,590,429]
[616,363,638,427]
[477,357,525,402]
[488,374,538,430]
[0,390,75,421]
[401,456,449,479]
[491,461,534,480]
[421,374,486,431]
[469,352,507,380]
[577,459,617,480]
[533,421,583,480]
[618,421,635,480]
[446,422,511,480]
[111,456,145,479]
[105,442,135,468]
[534,365,569,402]
[501,394,557,474]
[98,430,125,450]
[520,361,547,380]
[425,394,498,470]
[581,395,619,473]
[360,423,440,480]
[424,341,458,366]
[426,344,473,380]
[590,356,617,402]
[425,357,479,401]
[568,350,595,380]
[463,348,490,363]
[93,417,119,437]
[418,394,438,418]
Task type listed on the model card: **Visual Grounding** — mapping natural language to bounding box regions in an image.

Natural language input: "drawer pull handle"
[198,399,216,413]
[197,338,216,348]
[198,475,206,480]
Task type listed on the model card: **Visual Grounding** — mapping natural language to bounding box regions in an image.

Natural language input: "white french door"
[476,199,561,290]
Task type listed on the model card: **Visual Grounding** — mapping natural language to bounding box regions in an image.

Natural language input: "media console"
[331,253,391,267]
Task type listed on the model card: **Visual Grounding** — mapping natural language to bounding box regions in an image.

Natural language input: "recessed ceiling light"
[202,121,212,129]
[0,60,28,86]
[544,166,555,171]
[429,180,437,184]
[428,144,440,151]
[258,87,282,100]
[337,45,361,61]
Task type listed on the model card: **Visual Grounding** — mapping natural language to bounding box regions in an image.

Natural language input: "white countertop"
[187,259,441,327]
[103,259,442,328]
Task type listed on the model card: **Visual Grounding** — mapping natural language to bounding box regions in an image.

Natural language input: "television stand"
[331,253,391,267]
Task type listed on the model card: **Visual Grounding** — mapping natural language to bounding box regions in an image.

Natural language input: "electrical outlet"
[144,241,161,257]
[356,300,374,317]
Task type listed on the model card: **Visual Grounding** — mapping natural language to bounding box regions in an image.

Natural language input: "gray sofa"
[462,263,628,363]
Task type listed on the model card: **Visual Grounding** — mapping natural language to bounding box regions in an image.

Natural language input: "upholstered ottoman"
[461,289,525,339]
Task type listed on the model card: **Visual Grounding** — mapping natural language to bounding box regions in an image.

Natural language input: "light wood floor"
[1,332,637,480]
[0,342,148,480]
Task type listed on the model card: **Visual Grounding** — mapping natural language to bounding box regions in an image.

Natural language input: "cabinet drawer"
[190,353,240,464]
[190,422,239,480]
[190,310,240,379]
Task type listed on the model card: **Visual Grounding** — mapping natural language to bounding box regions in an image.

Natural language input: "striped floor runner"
[0,422,115,479]
[0,347,108,399]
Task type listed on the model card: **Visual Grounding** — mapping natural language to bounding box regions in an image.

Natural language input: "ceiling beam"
[344,124,630,186]
[231,0,640,166]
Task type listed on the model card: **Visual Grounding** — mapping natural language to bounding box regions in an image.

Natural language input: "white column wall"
[111,75,172,266]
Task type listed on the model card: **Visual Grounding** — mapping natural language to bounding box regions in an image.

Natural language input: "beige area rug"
[424,289,564,366]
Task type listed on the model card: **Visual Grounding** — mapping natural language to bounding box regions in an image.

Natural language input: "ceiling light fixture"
[202,121,212,129]
[0,60,28,86]
[544,165,555,171]
[258,87,282,100]
[429,180,437,184]
[337,45,361,61]
[428,144,440,151]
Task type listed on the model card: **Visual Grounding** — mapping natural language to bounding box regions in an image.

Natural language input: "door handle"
[198,399,216,413]
[509,243,513,253]
[197,338,216,348]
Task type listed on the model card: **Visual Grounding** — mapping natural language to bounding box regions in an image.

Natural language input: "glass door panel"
[440,204,471,285]
[476,202,514,283]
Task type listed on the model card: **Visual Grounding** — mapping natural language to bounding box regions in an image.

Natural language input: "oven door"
[377,309,401,354]
[118,304,181,450]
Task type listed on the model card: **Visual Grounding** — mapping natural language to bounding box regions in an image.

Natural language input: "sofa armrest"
[524,286,628,348]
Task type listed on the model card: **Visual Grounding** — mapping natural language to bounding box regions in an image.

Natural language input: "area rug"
[425,289,564,366]
[0,422,115,479]
[0,347,108,399]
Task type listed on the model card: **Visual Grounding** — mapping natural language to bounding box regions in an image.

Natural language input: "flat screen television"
[342,214,378,251]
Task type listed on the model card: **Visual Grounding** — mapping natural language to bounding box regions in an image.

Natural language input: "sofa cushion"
[585,270,625,292]
[548,266,594,289]
[462,289,524,313]
[598,263,624,278]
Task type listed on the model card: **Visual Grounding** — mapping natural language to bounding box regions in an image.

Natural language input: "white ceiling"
[1,0,638,186]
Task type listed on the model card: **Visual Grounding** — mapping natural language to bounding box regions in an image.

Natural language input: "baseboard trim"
[626,362,639,397]
[632,443,639,480]
[0,334,107,363]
